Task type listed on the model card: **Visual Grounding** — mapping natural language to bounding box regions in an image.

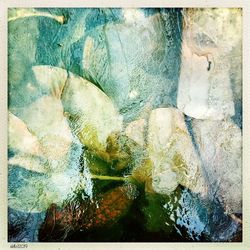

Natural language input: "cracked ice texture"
[177,8,242,120]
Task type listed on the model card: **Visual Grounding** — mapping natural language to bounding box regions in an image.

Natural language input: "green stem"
[90,174,130,181]
[79,172,140,185]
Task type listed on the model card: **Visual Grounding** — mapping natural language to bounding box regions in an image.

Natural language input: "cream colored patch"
[8,155,47,173]
[32,66,68,98]
[129,90,138,99]
[83,36,94,70]
[8,8,64,24]
[123,9,146,24]
[8,112,42,156]
[147,108,205,195]
[178,8,241,120]
[125,118,146,146]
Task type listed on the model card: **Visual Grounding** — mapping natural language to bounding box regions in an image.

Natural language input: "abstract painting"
[8,8,242,242]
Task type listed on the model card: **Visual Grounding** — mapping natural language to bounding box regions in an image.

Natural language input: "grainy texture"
[8,8,242,242]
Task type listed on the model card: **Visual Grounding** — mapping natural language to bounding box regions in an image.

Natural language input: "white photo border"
[0,1,249,249]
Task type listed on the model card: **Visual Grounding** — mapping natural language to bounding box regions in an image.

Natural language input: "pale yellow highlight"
[8,8,64,24]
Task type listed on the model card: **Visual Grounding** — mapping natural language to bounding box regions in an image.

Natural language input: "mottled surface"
[177,9,242,121]
[8,8,242,242]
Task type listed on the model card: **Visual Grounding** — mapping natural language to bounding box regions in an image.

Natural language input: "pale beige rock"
[8,112,42,157]
[9,66,77,176]
[125,119,146,147]
[177,8,242,120]
[61,72,123,161]
[147,108,206,195]
[192,119,242,214]
[19,95,73,168]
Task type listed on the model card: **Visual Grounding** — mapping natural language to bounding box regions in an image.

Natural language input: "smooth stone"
[147,108,206,195]
[125,118,146,147]
[177,9,242,120]
[18,95,72,167]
